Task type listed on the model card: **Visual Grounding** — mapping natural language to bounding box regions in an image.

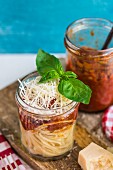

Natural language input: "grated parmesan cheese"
[19,76,74,110]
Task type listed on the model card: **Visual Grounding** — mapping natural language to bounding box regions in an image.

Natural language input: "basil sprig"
[36,49,92,104]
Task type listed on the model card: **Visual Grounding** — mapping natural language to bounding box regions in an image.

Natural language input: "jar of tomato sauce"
[64,18,113,112]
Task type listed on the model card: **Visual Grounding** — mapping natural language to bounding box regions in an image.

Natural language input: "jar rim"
[15,72,79,117]
[65,17,113,55]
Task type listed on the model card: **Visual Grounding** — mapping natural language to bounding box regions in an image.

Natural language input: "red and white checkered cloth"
[0,132,26,170]
[102,106,113,142]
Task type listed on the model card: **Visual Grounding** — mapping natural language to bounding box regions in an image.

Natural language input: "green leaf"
[58,78,92,104]
[63,71,77,79]
[39,70,60,83]
[36,49,92,104]
[36,49,64,76]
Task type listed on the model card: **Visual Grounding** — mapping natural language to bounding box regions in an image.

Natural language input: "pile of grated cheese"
[19,76,72,110]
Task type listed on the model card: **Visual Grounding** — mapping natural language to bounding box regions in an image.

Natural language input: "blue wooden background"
[0,0,113,53]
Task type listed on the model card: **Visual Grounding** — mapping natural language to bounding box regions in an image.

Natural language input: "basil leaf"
[63,71,77,79]
[36,49,92,104]
[58,78,92,104]
[36,49,64,76]
[39,70,60,83]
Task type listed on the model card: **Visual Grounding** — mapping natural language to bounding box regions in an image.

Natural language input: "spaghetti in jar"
[15,72,79,160]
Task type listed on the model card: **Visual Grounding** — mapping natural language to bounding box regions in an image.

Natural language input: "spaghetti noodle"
[20,122,75,157]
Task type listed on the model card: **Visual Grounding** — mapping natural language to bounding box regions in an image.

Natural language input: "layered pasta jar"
[15,72,79,160]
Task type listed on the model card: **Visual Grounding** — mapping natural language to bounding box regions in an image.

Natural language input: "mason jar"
[15,72,79,160]
[64,18,113,112]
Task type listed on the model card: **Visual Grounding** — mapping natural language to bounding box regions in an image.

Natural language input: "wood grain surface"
[0,59,113,170]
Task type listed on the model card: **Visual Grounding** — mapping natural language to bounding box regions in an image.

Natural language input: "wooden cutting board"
[0,58,113,170]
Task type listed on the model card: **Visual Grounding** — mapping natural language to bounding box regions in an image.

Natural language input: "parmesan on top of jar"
[19,76,76,114]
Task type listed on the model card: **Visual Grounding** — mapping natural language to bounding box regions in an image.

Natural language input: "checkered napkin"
[102,106,113,142]
[0,132,26,170]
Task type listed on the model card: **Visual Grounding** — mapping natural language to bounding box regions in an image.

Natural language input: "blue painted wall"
[0,0,113,53]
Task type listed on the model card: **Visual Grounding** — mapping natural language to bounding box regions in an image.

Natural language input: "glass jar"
[15,72,79,160]
[64,18,113,112]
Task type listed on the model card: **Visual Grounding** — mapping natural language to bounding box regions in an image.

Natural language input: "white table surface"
[0,53,65,90]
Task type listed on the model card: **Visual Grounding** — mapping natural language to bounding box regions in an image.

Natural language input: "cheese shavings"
[19,76,73,110]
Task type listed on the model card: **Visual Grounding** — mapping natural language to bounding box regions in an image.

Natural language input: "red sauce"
[18,103,79,131]
[66,46,113,112]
